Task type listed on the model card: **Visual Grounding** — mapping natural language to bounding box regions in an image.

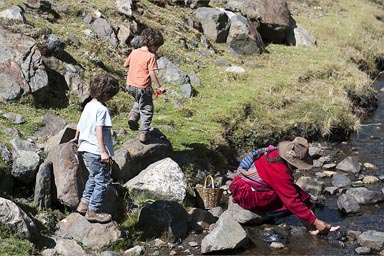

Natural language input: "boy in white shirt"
[74,74,119,223]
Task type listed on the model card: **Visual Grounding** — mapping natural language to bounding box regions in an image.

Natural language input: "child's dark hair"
[90,74,119,101]
[140,28,164,48]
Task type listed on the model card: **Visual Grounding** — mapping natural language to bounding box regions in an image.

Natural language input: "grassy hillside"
[0,0,384,172]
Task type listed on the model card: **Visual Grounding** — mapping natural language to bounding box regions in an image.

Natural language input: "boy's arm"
[149,70,166,92]
[96,126,109,162]
[123,57,129,68]
[71,130,79,143]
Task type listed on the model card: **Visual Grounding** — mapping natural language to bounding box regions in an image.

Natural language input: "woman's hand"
[310,218,340,235]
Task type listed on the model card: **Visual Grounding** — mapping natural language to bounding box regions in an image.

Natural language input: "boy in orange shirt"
[124,28,166,143]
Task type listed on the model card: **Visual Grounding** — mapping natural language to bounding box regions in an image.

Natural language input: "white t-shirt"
[77,100,114,156]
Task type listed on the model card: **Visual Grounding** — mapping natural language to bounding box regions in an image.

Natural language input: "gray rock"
[208,206,224,218]
[189,208,218,230]
[44,126,77,154]
[92,18,119,46]
[227,196,267,224]
[39,34,65,58]
[124,158,187,202]
[64,67,89,104]
[24,0,52,10]
[0,29,48,102]
[362,175,380,184]
[286,18,317,46]
[0,5,27,23]
[123,245,145,256]
[296,176,324,198]
[54,238,88,256]
[0,197,38,240]
[180,83,194,98]
[137,200,190,242]
[116,0,133,17]
[346,187,383,204]
[156,57,188,85]
[114,134,171,181]
[324,186,338,195]
[226,13,265,55]
[337,193,360,214]
[34,160,53,210]
[323,163,337,169]
[355,246,371,255]
[225,66,246,74]
[358,230,384,251]
[33,114,67,139]
[225,0,291,43]
[117,23,133,45]
[2,112,25,124]
[201,211,248,253]
[10,139,41,184]
[187,71,201,86]
[195,7,230,43]
[0,143,12,163]
[336,156,361,173]
[130,35,141,49]
[56,213,122,250]
[48,142,88,209]
[332,173,352,188]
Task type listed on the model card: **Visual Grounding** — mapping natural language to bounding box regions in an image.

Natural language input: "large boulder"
[124,158,187,202]
[201,211,248,253]
[48,142,88,209]
[225,0,291,44]
[136,200,190,242]
[227,196,267,224]
[0,28,48,102]
[56,213,122,250]
[226,12,266,54]
[34,160,54,210]
[91,18,119,46]
[156,57,188,86]
[345,187,383,204]
[0,197,38,240]
[0,5,27,23]
[10,139,42,184]
[113,134,172,181]
[195,7,230,43]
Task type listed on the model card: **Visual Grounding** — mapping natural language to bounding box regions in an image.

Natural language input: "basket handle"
[204,175,215,188]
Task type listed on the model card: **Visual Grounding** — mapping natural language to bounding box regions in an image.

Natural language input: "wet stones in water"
[259,229,287,244]
[326,229,347,248]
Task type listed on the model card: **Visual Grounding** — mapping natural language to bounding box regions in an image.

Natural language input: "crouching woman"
[229,137,339,235]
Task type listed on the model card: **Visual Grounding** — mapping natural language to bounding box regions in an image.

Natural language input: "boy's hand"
[154,87,166,98]
[157,87,166,93]
[101,152,109,163]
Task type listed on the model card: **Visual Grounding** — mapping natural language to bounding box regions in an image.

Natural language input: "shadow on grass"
[171,142,239,182]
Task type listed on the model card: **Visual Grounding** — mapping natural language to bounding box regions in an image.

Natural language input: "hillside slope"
[0,0,383,172]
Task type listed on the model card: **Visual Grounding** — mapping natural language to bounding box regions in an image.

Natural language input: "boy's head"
[140,28,164,52]
[90,74,119,102]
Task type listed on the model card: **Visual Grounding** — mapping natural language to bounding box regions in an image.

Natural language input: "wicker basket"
[195,175,224,209]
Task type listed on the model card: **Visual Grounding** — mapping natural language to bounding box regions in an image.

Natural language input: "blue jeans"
[78,152,110,212]
[127,85,154,132]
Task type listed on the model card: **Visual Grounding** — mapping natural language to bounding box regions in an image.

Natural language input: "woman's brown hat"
[278,137,313,170]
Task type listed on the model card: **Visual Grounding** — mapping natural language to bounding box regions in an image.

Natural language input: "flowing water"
[241,80,384,255]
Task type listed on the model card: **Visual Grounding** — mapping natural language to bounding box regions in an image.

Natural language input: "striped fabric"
[237,145,277,190]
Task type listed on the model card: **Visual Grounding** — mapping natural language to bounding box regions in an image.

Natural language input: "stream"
[240,80,384,255]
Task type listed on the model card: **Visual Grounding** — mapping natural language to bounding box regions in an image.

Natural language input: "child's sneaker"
[139,131,150,143]
[76,201,88,215]
[85,209,112,223]
[128,113,139,131]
